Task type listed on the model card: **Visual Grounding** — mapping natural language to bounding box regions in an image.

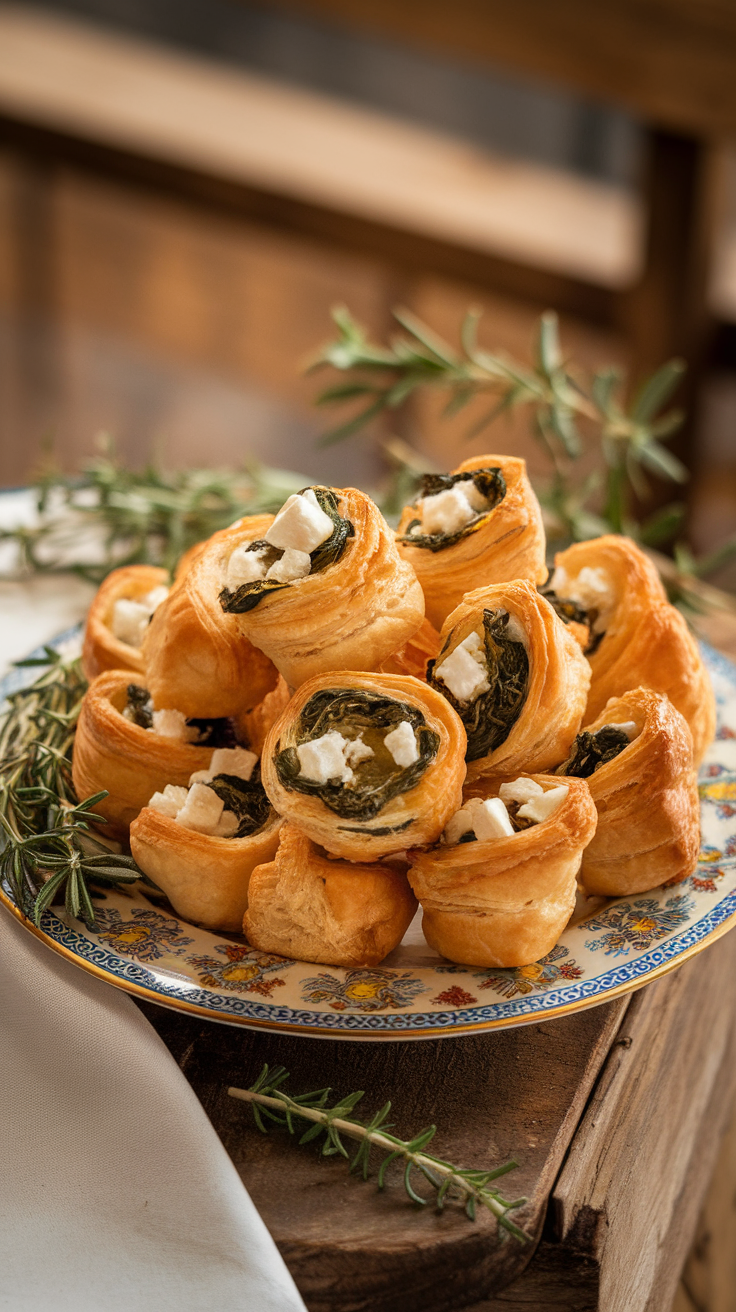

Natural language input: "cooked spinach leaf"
[206,766,271,838]
[273,688,439,821]
[125,684,153,729]
[397,468,506,553]
[219,486,354,614]
[428,609,529,762]
[539,586,605,656]
[185,717,238,749]
[556,726,630,778]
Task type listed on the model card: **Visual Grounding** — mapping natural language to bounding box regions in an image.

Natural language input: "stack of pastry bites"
[74,456,713,969]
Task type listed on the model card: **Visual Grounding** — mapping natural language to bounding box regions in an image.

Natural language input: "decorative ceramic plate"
[3,633,736,1041]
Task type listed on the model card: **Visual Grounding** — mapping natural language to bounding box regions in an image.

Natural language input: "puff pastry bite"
[408,774,597,967]
[555,687,699,896]
[130,746,282,930]
[428,579,590,784]
[141,514,280,719]
[236,675,291,758]
[72,671,218,838]
[82,565,169,681]
[549,535,715,765]
[218,485,425,688]
[395,455,547,629]
[261,671,466,862]
[244,822,416,967]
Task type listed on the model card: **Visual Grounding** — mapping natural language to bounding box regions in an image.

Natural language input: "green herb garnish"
[274,688,439,821]
[556,726,631,778]
[397,468,506,552]
[0,648,144,928]
[229,1064,528,1236]
[428,610,529,763]
[219,486,354,614]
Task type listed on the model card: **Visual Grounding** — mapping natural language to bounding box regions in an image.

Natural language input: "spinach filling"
[219,487,354,615]
[427,609,529,762]
[397,468,506,553]
[206,767,271,838]
[123,686,238,747]
[539,586,604,657]
[556,725,630,778]
[273,688,440,822]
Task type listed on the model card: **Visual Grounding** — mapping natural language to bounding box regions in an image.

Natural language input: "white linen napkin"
[0,905,307,1312]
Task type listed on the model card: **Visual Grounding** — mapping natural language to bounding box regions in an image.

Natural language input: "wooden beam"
[261,0,736,140]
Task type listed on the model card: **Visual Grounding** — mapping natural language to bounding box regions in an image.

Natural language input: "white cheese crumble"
[517,785,569,824]
[460,479,488,513]
[266,547,312,583]
[151,708,200,742]
[607,720,638,740]
[111,586,169,648]
[265,488,334,553]
[420,485,475,536]
[343,735,374,767]
[226,545,268,590]
[551,565,613,632]
[189,746,258,787]
[503,614,528,648]
[297,731,355,785]
[443,795,514,844]
[434,630,490,703]
[149,784,190,818]
[383,720,419,768]
[498,777,544,807]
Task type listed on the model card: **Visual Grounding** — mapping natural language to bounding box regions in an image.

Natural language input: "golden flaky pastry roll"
[550,535,715,766]
[395,455,546,629]
[377,617,441,680]
[244,823,416,967]
[555,687,700,897]
[141,515,279,719]
[82,565,169,681]
[408,774,597,967]
[236,675,291,758]
[72,670,213,838]
[130,775,282,932]
[427,579,590,785]
[261,671,466,862]
[218,486,424,688]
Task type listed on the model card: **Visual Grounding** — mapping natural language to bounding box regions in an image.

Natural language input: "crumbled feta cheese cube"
[151,709,200,742]
[148,784,189,818]
[111,598,152,649]
[472,797,515,841]
[209,746,258,780]
[420,486,475,536]
[517,785,569,825]
[265,489,334,553]
[297,731,354,785]
[550,565,613,631]
[503,614,528,648]
[343,735,374,767]
[266,547,312,583]
[214,810,240,838]
[434,630,490,703]
[226,545,267,590]
[498,777,544,807]
[383,720,419,768]
[175,782,225,834]
[143,585,169,611]
[460,479,489,513]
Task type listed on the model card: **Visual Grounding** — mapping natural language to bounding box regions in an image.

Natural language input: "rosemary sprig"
[0,646,142,927]
[229,1064,528,1238]
[309,305,690,546]
[1,437,307,584]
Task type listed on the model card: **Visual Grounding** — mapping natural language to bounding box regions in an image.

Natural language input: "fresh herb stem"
[0,646,143,927]
[229,1064,528,1238]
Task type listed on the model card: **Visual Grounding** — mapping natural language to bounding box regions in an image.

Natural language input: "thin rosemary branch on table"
[229,1065,528,1238]
[0,646,142,927]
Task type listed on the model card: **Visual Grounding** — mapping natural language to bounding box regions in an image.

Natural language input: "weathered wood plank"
[138,997,628,1310]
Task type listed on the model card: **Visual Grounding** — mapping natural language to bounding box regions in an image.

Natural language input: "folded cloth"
[0,905,307,1312]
